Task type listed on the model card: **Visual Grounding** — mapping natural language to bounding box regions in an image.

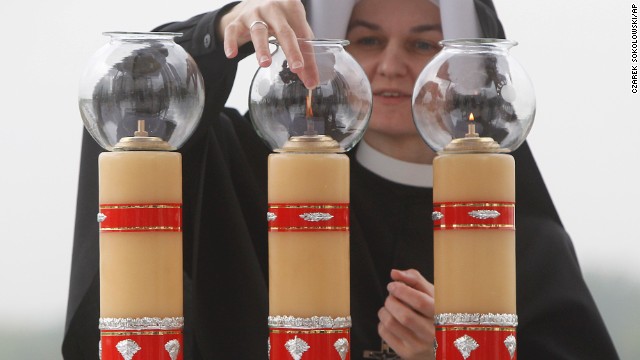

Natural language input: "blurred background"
[0,0,638,358]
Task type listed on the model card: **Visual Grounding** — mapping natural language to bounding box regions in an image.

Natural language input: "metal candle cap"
[276,135,342,153]
[112,120,175,151]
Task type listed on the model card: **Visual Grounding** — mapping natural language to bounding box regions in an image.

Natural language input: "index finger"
[387,281,435,319]
[295,40,320,89]
[271,30,319,88]
[391,269,435,296]
[267,10,318,88]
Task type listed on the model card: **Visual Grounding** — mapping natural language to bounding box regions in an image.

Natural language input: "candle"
[267,145,351,360]
[78,30,205,360]
[247,38,372,360]
[433,153,515,313]
[98,122,184,360]
[410,38,535,360]
[432,116,517,360]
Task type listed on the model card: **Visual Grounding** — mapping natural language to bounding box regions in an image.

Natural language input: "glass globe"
[249,39,372,152]
[78,32,205,151]
[412,39,535,153]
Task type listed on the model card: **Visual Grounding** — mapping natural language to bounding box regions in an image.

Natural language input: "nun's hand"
[378,269,436,360]
[219,0,319,88]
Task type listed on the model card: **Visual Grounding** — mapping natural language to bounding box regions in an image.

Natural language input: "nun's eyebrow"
[410,24,442,33]
[347,20,380,32]
[347,20,442,33]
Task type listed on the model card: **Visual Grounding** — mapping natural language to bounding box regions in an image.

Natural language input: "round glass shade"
[249,39,372,152]
[412,39,535,153]
[78,32,205,151]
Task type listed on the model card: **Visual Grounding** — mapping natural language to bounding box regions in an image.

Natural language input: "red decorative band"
[269,327,350,360]
[100,329,183,360]
[433,202,515,231]
[98,203,182,232]
[268,203,349,232]
[436,325,516,360]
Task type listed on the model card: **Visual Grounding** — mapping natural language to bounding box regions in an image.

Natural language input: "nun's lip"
[372,88,412,97]
[373,88,412,105]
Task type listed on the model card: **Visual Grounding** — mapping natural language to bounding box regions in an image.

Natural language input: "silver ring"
[249,20,269,32]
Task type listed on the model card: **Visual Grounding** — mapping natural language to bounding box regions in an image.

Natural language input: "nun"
[63,0,619,359]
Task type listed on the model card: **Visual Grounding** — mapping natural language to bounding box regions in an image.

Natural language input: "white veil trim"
[307,0,482,39]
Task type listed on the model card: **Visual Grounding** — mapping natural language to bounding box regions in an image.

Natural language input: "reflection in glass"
[79,32,204,151]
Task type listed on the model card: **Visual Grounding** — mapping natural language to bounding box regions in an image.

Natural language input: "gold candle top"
[276,135,342,153]
[440,113,508,155]
[113,120,175,152]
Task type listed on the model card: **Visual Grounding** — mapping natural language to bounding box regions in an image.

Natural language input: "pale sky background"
[0,0,638,358]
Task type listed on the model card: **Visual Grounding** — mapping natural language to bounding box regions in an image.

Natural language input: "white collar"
[355,140,433,188]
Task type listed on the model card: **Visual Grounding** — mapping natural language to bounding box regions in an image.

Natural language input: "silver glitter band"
[268,315,352,329]
[435,313,518,327]
[99,317,184,330]
[299,212,334,222]
[468,210,501,219]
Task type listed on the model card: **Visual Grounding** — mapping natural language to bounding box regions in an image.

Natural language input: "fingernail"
[387,282,396,292]
[291,60,303,70]
[259,55,270,64]
[225,48,233,57]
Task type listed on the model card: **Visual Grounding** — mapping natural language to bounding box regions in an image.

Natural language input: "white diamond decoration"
[454,335,479,359]
[432,211,444,221]
[97,213,107,223]
[504,335,517,359]
[334,338,349,360]
[267,212,277,222]
[285,336,310,360]
[165,339,180,360]
[468,210,501,220]
[299,212,333,222]
[116,339,141,360]
[433,338,438,358]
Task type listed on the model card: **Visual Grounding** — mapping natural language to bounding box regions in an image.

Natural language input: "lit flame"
[306,90,314,118]
[466,112,478,137]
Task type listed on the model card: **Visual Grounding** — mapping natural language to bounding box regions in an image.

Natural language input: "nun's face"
[346,0,442,141]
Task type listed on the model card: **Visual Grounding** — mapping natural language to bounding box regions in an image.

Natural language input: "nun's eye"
[410,40,438,54]
[355,36,383,48]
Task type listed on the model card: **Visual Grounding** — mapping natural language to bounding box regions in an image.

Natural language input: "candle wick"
[134,119,149,137]
[466,113,479,138]
[466,123,479,137]
[305,89,317,136]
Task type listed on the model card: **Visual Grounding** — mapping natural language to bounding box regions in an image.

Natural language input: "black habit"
[63,1,619,359]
